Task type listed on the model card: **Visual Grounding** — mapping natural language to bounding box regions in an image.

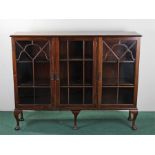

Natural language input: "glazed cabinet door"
[98,37,140,109]
[56,37,97,108]
[12,37,55,109]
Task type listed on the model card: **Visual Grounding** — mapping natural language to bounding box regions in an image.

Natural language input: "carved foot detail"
[72,110,80,130]
[73,126,78,130]
[19,118,24,121]
[132,124,137,130]
[14,125,20,130]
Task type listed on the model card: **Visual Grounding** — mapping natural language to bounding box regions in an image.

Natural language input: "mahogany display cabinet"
[11,32,141,130]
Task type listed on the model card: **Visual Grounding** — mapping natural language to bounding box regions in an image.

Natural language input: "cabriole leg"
[14,109,22,130]
[128,110,132,121]
[130,110,138,130]
[19,111,24,121]
[72,110,80,130]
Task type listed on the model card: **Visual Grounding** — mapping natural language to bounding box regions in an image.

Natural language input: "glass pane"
[15,41,31,60]
[34,62,50,86]
[112,44,127,60]
[85,41,93,59]
[103,41,117,62]
[18,88,34,104]
[84,88,92,104]
[120,40,136,61]
[18,52,31,61]
[85,61,93,85]
[60,88,68,104]
[25,44,41,58]
[60,62,68,86]
[119,63,134,85]
[103,40,136,62]
[17,62,33,86]
[118,88,133,104]
[69,41,83,59]
[102,63,118,85]
[102,88,117,104]
[60,40,67,59]
[16,41,31,48]
[69,88,83,104]
[35,88,50,104]
[69,62,83,85]
[34,52,49,61]
[33,40,49,48]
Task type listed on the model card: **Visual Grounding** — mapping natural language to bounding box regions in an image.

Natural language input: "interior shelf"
[102,85,134,88]
[17,61,50,63]
[17,85,50,88]
[102,78,134,86]
[60,85,93,88]
[103,61,135,63]
[17,80,50,87]
[60,59,93,61]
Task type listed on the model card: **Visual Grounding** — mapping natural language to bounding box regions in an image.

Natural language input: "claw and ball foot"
[15,125,20,130]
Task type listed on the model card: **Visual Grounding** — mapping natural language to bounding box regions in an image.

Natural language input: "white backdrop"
[0,19,154,111]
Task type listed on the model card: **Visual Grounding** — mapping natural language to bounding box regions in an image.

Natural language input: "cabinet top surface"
[10,31,142,37]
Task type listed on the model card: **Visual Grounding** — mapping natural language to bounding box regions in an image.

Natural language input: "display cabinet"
[11,32,141,130]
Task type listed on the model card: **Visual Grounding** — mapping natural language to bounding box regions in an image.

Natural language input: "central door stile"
[50,37,55,108]
[97,37,103,108]
[54,37,60,108]
[93,37,98,108]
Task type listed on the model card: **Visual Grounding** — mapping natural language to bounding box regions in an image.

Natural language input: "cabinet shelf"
[17,61,50,63]
[102,77,134,86]
[60,59,93,61]
[18,81,50,87]
[17,86,50,88]
[103,61,135,63]
[102,85,134,88]
[60,85,93,88]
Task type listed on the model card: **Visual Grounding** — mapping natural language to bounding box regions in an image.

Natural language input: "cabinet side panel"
[133,38,141,108]
[11,37,19,108]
